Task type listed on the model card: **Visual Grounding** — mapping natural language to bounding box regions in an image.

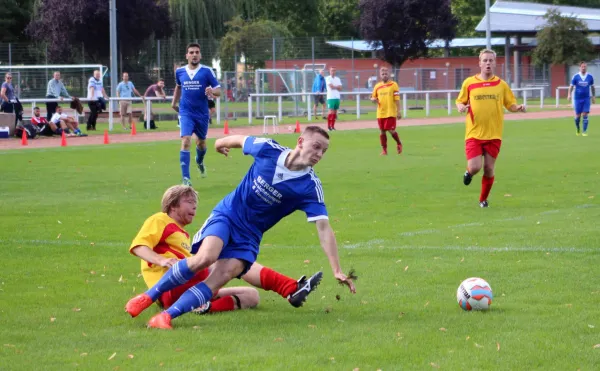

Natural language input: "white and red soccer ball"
[457,277,493,311]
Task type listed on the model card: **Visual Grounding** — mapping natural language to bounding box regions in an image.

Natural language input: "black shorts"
[315,95,325,105]
[208,100,215,109]
[37,124,55,136]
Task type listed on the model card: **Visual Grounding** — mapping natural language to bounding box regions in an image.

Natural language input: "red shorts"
[377,117,397,131]
[158,268,214,309]
[465,138,502,160]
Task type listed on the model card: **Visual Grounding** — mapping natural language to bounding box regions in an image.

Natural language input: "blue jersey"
[571,73,594,100]
[210,136,328,243]
[175,65,220,118]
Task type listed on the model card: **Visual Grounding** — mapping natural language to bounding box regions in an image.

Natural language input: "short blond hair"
[479,49,496,59]
[161,185,198,213]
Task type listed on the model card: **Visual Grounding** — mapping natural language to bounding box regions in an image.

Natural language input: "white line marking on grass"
[0,239,123,247]
[538,209,560,215]
[339,240,597,253]
[397,204,595,237]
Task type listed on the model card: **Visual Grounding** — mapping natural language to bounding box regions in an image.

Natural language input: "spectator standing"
[87,70,109,131]
[46,71,71,121]
[116,72,142,130]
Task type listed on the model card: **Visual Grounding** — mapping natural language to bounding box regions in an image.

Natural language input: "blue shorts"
[192,212,259,277]
[180,115,208,139]
[574,98,591,115]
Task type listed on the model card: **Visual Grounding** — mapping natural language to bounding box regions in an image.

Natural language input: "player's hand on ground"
[158,257,178,268]
[335,272,356,294]
[216,146,230,157]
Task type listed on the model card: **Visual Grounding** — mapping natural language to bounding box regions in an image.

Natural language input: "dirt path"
[0,108,582,151]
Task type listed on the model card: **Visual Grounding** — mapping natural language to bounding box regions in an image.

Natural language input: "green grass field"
[1,117,599,370]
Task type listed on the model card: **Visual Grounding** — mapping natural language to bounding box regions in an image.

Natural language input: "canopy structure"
[475,1,600,86]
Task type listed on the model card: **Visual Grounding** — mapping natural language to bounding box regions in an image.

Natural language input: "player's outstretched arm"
[315,219,356,293]
[215,135,247,156]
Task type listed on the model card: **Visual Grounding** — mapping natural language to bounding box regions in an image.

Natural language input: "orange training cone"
[21,128,28,146]
[131,121,137,136]
[103,130,110,144]
[294,120,301,133]
[61,131,67,147]
[224,120,230,135]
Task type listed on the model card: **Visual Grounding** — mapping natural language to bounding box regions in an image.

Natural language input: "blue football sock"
[583,116,589,132]
[575,117,581,130]
[145,259,195,302]
[196,147,207,165]
[74,128,81,134]
[166,282,213,319]
[180,150,191,179]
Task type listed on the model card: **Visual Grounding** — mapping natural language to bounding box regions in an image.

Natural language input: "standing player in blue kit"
[172,43,221,185]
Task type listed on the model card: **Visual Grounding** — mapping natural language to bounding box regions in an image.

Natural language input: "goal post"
[0,64,105,99]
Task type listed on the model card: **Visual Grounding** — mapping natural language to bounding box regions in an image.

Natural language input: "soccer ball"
[456,277,493,311]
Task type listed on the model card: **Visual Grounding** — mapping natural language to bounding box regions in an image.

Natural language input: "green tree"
[169,0,238,40]
[451,0,486,37]
[532,8,594,66]
[218,16,293,70]
[318,0,360,38]
[0,0,36,42]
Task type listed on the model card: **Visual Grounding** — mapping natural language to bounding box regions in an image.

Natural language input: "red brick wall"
[265,56,565,93]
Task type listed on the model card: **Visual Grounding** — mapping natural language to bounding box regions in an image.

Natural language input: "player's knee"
[483,164,495,176]
[181,137,192,150]
[187,253,216,272]
[238,288,260,309]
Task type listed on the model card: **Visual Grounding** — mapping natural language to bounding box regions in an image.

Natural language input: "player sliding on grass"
[128,185,325,317]
[126,126,356,329]
[456,49,526,208]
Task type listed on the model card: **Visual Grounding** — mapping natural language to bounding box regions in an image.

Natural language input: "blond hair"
[479,49,496,60]
[161,185,198,213]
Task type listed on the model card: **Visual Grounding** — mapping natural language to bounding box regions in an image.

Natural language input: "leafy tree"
[451,0,486,38]
[0,0,36,42]
[169,0,239,40]
[318,0,360,38]
[27,0,172,63]
[532,8,594,66]
[236,0,320,36]
[218,16,293,70]
[358,0,457,67]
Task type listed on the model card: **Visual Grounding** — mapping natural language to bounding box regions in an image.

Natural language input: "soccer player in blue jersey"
[172,43,221,185]
[125,126,356,329]
[567,62,596,136]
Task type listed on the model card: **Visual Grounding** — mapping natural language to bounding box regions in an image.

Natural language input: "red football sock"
[327,113,332,129]
[259,267,297,298]
[331,113,336,129]
[391,131,401,145]
[379,133,388,149]
[480,176,495,202]
[209,296,236,312]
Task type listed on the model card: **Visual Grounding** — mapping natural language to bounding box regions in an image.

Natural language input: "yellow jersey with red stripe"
[372,81,400,118]
[456,75,517,140]
[129,212,191,287]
